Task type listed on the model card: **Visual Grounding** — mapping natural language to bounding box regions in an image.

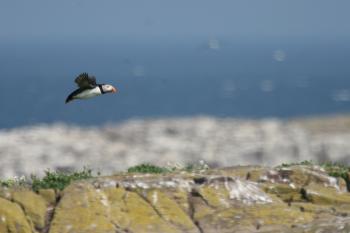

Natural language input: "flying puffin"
[65,73,117,103]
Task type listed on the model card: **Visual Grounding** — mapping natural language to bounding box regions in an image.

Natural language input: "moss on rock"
[0,197,33,233]
[38,189,56,205]
[145,189,199,233]
[11,189,48,230]
[49,182,115,233]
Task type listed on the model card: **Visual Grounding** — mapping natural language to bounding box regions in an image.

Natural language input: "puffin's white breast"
[75,87,102,99]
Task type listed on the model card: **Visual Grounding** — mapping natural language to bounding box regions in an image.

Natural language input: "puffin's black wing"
[75,73,97,89]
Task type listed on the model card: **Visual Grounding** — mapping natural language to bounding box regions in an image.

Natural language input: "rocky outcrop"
[0,188,49,232]
[1,165,350,232]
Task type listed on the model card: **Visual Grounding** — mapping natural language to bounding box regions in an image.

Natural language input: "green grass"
[281,160,314,167]
[31,167,93,192]
[127,161,210,174]
[127,164,170,174]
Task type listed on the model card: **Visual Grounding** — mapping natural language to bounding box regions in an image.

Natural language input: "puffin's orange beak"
[112,86,118,93]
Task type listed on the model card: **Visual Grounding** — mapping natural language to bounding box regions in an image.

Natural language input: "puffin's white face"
[102,84,117,93]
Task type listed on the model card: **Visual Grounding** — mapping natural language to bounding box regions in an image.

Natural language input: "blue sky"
[1,0,350,41]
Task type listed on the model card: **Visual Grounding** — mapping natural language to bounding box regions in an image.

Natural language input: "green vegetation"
[127,161,210,174]
[1,161,349,191]
[0,176,27,188]
[31,167,93,192]
[321,161,349,178]
[281,160,313,167]
[321,162,350,191]
[127,164,170,174]
[0,168,94,191]
[0,163,209,191]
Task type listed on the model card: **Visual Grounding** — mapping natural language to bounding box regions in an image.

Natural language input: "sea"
[1,37,350,129]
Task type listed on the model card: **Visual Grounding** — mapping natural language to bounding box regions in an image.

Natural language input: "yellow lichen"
[11,189,48,230]
[103,188,182,232]
[145,189,199,233]
[198,185,230,209]
[0,197,33,233]
[121,190,181,233]
[38,189,56,205]
[49,182,115,233]
[219,166,266,181]
[263,184,303,202]
[166,189,191,213]
[306,183,350,205]
[198,203,314,231]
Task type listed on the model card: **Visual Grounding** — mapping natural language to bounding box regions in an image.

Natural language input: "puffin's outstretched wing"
[75,73,97,89]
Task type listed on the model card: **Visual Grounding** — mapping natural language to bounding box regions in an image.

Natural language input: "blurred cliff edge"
[1,114,350,178]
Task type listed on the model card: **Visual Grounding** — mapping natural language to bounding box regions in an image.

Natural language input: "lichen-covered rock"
[49,182,116,233]
[143,189,199,233]
[195,203,314,233]
[292,216,350,233]
[0,197,33,233]
[3,165,350,233]
[108,188,180,233]
[11,189,48,230]
[50,182,181,233]
[38,189,56,205]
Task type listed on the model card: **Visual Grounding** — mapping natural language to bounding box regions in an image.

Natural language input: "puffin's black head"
[101,84,117,94]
